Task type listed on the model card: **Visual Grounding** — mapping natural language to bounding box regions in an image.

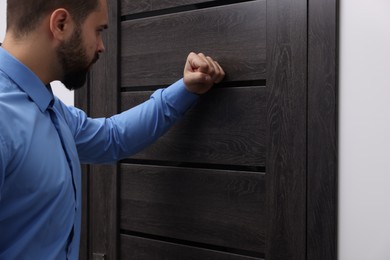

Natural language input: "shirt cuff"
[163,78,199,114]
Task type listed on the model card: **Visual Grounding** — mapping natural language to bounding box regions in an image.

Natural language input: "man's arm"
[67,79,197,163]
[68,53,224,164]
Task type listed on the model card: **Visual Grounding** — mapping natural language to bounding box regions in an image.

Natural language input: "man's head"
[6,0,108,90]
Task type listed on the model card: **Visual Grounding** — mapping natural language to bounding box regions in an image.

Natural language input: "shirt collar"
[0,47,54,112]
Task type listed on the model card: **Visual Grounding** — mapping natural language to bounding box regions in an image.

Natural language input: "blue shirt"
[0,47,198,259]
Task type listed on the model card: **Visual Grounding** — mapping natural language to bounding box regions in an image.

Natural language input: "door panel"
[121,0,221,16]
[120,164,265,254]
[121,87,266,167]
[121,235,263,260]
[121,1,266,87]
[78,0,338,259]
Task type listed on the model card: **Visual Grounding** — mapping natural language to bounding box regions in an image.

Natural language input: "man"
[0,0,225,258]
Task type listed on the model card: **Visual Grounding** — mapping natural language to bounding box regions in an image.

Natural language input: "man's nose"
[97,39,105,53]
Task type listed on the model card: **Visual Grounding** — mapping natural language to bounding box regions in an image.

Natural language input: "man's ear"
[49,9,73,41]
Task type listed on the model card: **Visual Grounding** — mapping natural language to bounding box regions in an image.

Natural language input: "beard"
[56,27,99,90]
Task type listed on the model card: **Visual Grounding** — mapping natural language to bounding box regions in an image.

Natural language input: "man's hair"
[7,0,99,37]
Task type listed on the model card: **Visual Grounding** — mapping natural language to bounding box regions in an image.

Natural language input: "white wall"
[50,81,74,106]
[1,0,390,259]
[0,1,6,43]
[0,0,74,106]
[339,0,390,259]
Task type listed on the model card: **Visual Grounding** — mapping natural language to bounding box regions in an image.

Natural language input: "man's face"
[56,0,108,90]
[56,27,96,90]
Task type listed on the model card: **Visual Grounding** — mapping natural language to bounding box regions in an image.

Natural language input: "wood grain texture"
[87,1,119,259]
[307,0,338,259]
[265,0,308,259]
[121,235,264,260]
[121,87,266,167]
[121,0,218,15]
[121,1,266,87]
[120,164,266,254]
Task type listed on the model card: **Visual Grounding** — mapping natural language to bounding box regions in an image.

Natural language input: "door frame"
[266,0,338,259]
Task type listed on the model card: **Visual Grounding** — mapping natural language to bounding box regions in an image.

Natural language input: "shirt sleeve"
[63,79,198,164]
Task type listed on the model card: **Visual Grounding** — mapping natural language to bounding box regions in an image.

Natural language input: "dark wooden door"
[76,0,338,259]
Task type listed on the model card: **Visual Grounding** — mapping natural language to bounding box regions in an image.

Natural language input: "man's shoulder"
[0,76,39,142]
